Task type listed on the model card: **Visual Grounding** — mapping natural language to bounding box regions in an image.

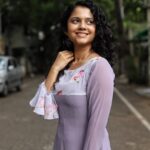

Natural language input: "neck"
[74,45,93,62]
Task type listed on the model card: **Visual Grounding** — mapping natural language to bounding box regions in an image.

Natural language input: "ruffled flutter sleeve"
[29,81,59,120]
[83,59,115,150]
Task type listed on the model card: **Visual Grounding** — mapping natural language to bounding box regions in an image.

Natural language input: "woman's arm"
[83,58,115,150]
[29,50,74,119]
[44,66,59,92]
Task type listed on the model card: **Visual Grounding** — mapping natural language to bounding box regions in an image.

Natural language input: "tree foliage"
[0,0,146,34]
[124,0,145,23]
[0,0,146,74]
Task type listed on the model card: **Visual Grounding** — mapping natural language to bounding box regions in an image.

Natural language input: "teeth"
[76,33,88,37]
[78,32,86,34]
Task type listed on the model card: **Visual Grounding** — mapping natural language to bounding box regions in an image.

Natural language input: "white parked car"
[0,56,24,96]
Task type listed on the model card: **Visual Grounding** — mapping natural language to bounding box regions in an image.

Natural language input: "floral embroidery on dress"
[36,96,45,108]
[56,90,63,95]
[45,102,58,118]
[72,70,85,83]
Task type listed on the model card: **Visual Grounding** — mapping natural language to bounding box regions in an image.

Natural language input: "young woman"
[30,0,115,150]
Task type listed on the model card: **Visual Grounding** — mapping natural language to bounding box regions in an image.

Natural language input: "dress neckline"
[65,56,101,72]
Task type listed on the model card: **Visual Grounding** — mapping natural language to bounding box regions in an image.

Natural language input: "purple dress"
[30,57,115,150]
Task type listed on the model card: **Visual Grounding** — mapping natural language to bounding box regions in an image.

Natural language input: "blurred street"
[0,0,150,150]
[0,76,150,150]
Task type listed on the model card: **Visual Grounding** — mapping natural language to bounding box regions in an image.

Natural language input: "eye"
[70,18,80,24]
[86,19,95,25]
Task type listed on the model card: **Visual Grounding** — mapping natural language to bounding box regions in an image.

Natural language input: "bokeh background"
[0,0,150,150]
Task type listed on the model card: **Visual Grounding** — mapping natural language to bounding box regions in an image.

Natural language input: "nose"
[79,21,86,30]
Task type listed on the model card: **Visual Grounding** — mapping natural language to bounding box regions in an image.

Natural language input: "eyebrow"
[70,17,94,19]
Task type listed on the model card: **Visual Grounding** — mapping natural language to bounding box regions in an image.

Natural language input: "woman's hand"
[52,50,74,72]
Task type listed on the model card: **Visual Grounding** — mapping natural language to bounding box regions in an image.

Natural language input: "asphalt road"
[0,76,149,150]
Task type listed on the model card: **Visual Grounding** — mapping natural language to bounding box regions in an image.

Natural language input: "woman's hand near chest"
[45,50,74,92]
[52,50,74,72]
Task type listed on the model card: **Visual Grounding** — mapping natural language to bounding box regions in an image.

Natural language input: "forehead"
[69,6,93,18]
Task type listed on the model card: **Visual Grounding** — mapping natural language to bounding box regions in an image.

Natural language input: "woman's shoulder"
[90,56,115,77]
[95,56,111,67]
[89,56,110,68]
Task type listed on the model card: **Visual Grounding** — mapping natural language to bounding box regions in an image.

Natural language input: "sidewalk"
[135,87,150,98]
[110,79,150,150]
[116,75,150,99]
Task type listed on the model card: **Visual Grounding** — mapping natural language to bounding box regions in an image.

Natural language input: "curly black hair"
[59,0,114,60]
[52,0,114,81]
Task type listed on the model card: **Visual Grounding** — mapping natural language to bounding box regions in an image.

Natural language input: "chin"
[75,40,93,46]
[75,38,89,43]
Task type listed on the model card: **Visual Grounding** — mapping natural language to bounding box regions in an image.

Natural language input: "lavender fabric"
[29,57,115,150]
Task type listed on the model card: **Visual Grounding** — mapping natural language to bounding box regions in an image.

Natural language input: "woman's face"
[66,6,96,47]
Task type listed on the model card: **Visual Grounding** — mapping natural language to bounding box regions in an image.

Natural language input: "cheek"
[67,24,74,35]
[66,27,77,41]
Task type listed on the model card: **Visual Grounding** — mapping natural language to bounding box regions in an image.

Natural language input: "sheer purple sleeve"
[29,81,59,120]
[83,59,115,150]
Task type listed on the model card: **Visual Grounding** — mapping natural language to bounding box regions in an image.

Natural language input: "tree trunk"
[114,0,128,75]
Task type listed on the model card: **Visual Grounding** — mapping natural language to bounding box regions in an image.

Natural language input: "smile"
[76,32,89,37]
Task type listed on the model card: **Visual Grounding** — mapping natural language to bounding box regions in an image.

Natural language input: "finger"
[67,56,74,61]
[66,55,74,59]
[65,53,74,57]
[62,50,73,55]
[61,54,66,61]
[61,53,74,62]
[65,55,73,59]
[61,54,73,61]
[60,50,68,54]
[59,52,72,58]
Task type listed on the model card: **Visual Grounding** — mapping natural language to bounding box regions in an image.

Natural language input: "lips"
[76,32,88,37]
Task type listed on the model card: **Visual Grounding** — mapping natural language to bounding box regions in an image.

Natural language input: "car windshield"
[0,58,6,70]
